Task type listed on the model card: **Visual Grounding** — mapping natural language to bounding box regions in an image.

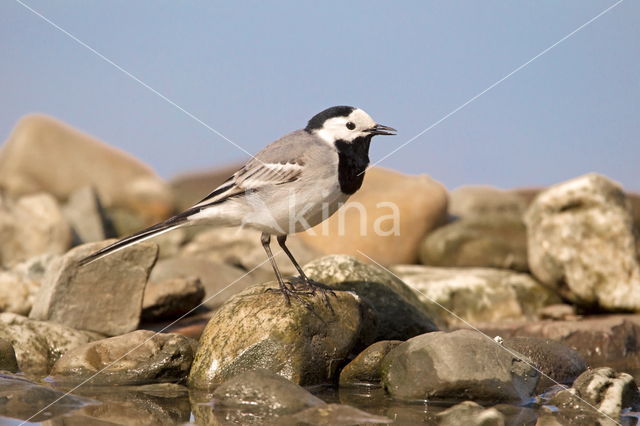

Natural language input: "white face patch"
[314,108,377,144]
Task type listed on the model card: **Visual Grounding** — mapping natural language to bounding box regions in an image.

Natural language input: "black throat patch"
[334,136,371,195]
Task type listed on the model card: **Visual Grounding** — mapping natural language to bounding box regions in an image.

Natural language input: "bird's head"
[305,106,396,144]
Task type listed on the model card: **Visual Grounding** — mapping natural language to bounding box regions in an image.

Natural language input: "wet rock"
[436,401,505,426]
[0,114,174,227]
[0,373,96,422]
[381,329,539,402]
[0,339,18,372]
[30,240,158,336]
[0,313,102,375]
[149,257,260,309]
[289,403,392,425]
[170,164,241,211]
[419,216,528,272]
[0,193,71,267]
[0,254,58,316]
[299,167,448,265]
[212,369,324,415]
[525,173,640,311]
[449,185,529,219]
[304,255,439,340]
[188,281,374,389]
[142,277,205,321]
[550,367,640,420]
[180,226,318,283]
[478,315,640,370]
[51,330,196,386]
[339,340,403,386]
[391,265,560,327]
[503,337,587,393]
[62,185,116,244]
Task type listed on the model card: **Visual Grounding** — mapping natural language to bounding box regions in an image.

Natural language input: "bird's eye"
[346,122,356,130]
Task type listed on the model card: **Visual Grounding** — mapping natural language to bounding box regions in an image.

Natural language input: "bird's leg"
[277,235,336,306]
[262,233,312,308]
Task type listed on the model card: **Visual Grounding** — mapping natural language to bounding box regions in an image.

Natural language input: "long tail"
[77,208,197,267]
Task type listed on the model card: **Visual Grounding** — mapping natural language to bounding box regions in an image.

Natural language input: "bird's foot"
[288,276,337,311]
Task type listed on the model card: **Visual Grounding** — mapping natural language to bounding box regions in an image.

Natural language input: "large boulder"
[525,173,640,311]
[449,185,529,219]
[0,193,71,267]
[0,313,102,375]
[304,255,440,339]
[188,281,374,389]
[30,240,158,336]
[391,265,560,327]
[0,114,174,228]
[381,329,539,402]
[420,216,528,271]
[298,167,448,265]
[50,330,197,385]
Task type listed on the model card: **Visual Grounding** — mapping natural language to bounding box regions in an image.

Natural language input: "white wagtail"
[79,106,396,304]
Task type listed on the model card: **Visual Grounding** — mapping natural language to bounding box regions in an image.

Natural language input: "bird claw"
[265,277,336,312]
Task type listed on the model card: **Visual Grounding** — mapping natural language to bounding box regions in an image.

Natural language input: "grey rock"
[503,337,587,393]
[0,193,71,267]
[0,339,18,372]
[0,373,96,422]
[30,240,158,336]
[304,255,439,340]
[0,254,58,315]
[339,340,403,386]
[436,401,505,426]
[289,403,392,425]
[0,313,102,375]
[569,367,639,419]
[51,330,197,386]
[525,173,640,311]
[142,277,205,321]
[420,216,528,272]
[381,329,539,402]
[62,185,116,244]
[188,281,374,389]
[211,369,324,416]
[449,185,529,219]
[149,257,259,309]
[391,265,560,328]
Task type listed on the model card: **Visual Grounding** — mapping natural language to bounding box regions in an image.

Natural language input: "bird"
[79,105,396,305]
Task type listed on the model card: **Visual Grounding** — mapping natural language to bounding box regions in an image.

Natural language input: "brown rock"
[298,167,448,265]
[0,114,174,226]
[141,277,205,321]
[0,338,19,372]
[30,240,158,336]
[339,340,403,385]
[169,164,241,211]
[449,185,529,218]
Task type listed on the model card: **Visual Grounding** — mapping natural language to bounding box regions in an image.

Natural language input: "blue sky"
[1,1,638,191]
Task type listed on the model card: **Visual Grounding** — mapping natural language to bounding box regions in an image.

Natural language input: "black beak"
[367,124,397,136]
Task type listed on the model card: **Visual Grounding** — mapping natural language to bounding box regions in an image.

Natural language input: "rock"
[288,403,392,425]
[0,313,102,375]
[187,281,374,389]
[50,330,196,386]
[391,265,560,327]
[0,374,96,422]
[298,167,448,265]
[381,329,539,402]
[550,367,640,420]
[141,277,205,321]
[149,257,261,309]
[539,304,579,321]
[62,186,117,244]
[180,226,319,283]
[0,254,58,316]
[419,216,528,272]
[339,340,403,386]
[0,339,19,372]
[170,164,241,212]
[0,193,71,267]
[436,401,505,426]
[503,337,587,393]
[449,185,529,219]
[211,369,324,416]
[477,315,640,370]
[525,173,640,311]
[0,114,174,227]
[304,255,440,339]
[30,240,158,336]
